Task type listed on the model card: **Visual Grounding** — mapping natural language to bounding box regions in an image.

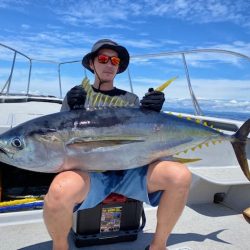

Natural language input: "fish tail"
[231,119,250,181]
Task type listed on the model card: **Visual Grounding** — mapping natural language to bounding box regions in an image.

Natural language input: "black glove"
[140,88,165,112]
[67,86,86,110]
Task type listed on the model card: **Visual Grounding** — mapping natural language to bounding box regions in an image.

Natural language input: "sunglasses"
[97,54,120,66]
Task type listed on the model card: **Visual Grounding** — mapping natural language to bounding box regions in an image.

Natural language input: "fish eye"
[11,137,23,149]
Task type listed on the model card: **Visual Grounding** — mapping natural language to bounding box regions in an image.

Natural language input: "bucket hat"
[82,39,129,74]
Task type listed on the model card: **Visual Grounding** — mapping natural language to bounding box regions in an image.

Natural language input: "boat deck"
[0,203,249,250]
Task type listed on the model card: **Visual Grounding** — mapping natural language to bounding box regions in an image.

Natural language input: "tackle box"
[71,193,145,247]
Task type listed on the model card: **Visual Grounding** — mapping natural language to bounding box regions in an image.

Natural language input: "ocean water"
[163,99,250,122]
[163,107,249,121]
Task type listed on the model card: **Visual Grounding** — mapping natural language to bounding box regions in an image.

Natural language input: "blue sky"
[0,0,250,114]
[1,0,250,59]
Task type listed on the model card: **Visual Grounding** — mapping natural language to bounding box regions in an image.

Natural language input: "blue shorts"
[76,165,162,211]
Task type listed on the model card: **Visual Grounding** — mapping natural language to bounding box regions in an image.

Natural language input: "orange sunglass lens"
[98,55,120,66]
[111,57,120,66]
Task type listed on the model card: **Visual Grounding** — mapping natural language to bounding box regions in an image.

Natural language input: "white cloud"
[0,29,181,61]
[3,0,241,29]
[130,44,250,70]
[145,0,250,26]
[122,39,158,49]
[21,24,30,30]
[0,0,29,11]
[1,0,250,28]
[0,31,89,61]
[51,0,134,28]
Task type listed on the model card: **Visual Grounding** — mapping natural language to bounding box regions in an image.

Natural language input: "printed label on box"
[100,206,122,233]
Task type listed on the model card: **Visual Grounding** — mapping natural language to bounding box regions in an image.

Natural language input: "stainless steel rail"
[1,43,250,115]
[0,43,62,98]
[130,49,250,116]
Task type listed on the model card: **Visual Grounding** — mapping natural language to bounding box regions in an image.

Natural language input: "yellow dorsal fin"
[114,97,120,106]
[110,96,117,105]
[81,76,177,108]
[82,77,88,88]
[93,93,101,106]
[117,98,125,107]
[81,77,133,108]
[155,76,178,92]
[103,95,109,106]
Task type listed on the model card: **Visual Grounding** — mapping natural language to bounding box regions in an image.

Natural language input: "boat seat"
[190,166,250,185]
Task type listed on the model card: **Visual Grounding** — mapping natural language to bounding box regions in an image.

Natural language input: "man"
[43,39,192,250]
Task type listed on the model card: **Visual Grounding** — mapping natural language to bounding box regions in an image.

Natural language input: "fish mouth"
[0,146,8,155]
[0,144,14,158]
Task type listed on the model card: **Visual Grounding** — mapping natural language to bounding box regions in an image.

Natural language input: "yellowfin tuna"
[0,107,249,181]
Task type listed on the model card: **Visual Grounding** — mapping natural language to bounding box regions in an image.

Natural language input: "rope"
[0,201,44,212]
[0,197,43,207]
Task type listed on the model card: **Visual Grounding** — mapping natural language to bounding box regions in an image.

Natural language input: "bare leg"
[43,170,90,250]
[147,161,192,250]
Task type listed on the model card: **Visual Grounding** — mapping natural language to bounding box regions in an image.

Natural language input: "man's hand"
[140,88,165,112]
[67,86,87,110]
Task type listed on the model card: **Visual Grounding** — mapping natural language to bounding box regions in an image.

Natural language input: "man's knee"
[169,163,192,189]
[44,170,90,209]
[148,161,192,191]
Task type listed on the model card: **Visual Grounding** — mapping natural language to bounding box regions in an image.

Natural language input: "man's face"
[90,48,120,82]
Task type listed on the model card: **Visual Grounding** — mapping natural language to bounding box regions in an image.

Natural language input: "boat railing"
[1,43,250,116]
[130,49,250,116]
[0,43,62,100]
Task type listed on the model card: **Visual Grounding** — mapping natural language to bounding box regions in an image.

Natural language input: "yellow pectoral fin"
[170,156,201,164]
[243,207,250,220]
[89,170,106,173]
